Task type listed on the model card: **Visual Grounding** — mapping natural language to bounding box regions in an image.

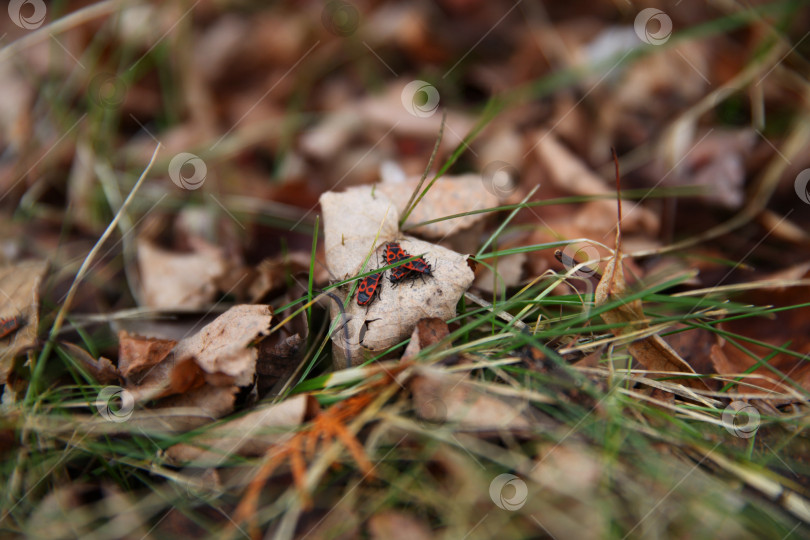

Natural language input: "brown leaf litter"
[0,259,48,384]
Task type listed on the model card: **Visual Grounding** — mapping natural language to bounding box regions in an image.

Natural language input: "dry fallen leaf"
[595,206,707,391]
[137,237,227,309]
[58,342,120,385]
[0,259,48,384]
[320,187,474,367]
[376,174,499,239]
[401,317,450,362]
[117,331,176,378]
[368,511,433,540]
[124,304,273,401]
[534,130,659,235]
[473,251,526,296]
[172,304,273,387]
[164,394,315,465]
[320,186,400,280]
[410,367,533,432]
[530,444,606,539]
[709,264,810,400]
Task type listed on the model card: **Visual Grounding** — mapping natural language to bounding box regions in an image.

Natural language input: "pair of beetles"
[356,242,433,306]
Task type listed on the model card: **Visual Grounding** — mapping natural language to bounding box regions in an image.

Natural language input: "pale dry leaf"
[164,394,314,465]
[473,252,526,296]
[137,237,227,309]
[320,186,400,280]
[376,174,499,239]
[0,259,48,384]
[359,80,474,149]
[595,245,706,391]
[401,318,450,362]
[535,129,610,196]
[757,210,810,244]
[58,342,119,385]
[535,130,658,234]
[321,187,474,367]
[173,304,273,387]
[530,444,606,538]
[334,237,473,368]
[124,305,272,401]
[410,367,532,432]
[130,384,239,434]
[476,126,523,195]
[368,511,433,540]
[657,129,755,209]
[124,354,203,403]
[300,109,364,160]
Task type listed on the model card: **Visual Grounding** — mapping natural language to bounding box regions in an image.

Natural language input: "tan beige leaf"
[410,367,532,432]
[401,318,450,362]
[137,237,226,309]
[595,242,706,390]
[58,342,119,385]
[332,236,474,368]
[359,80,474,149]
[321,187,475,367]
[368,511,433,540]
[376,174,499,239]
[320,186,400,280]
[0,259,48,384]
[473,252,526,296]
[124,354,204,403]
[141,384,239,434]
[173,304,273,387]
[164,394,314,465]
[534,131,658,234]
[125,305,272,401]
